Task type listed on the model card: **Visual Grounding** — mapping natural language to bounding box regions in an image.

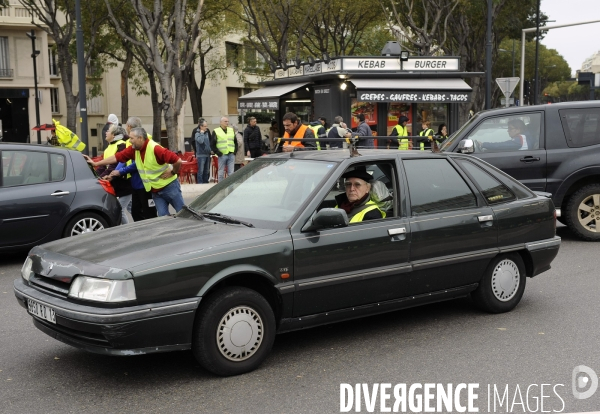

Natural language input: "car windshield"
[439,115,478,152]
[181,158,336,229]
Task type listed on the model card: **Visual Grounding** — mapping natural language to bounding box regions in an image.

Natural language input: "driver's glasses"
[345,182,363,189]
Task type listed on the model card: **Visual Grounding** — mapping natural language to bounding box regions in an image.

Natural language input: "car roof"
[0,142,76,154]
[473,100,600,118]
[265,149,452,162]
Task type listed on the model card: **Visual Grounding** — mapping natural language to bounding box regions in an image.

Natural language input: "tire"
[193,287,276,376]
[564,184,600,241]
[471,253,526,313]
[63,212,108,237]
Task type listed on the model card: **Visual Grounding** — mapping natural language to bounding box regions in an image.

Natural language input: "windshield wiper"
[181,205,205,221]
[200,212,254,227]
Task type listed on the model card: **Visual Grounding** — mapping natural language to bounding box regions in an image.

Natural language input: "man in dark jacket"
[193,118,212,183]
[243,116,263,158]
[327,116,352,149]
[356,114,374,148]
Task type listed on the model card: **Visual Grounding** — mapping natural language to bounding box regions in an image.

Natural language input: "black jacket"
[243,124,263,150]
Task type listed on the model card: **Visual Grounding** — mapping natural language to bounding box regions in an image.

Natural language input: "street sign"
[496,77,520,98]
[500,98,515,106]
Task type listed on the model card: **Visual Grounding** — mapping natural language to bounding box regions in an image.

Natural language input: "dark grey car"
[1,143,121,251]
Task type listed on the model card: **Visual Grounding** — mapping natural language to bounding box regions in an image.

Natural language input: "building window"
[0,37,12,78]
[48,47,58,76]
[50,89,59,113]
[225,42,240,68]
[244,43,257,70]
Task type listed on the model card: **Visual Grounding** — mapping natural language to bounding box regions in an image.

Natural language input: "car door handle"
[388,227,407,236]
[478,215,493,222]
[51,191,70,196]
[520,156,541,163]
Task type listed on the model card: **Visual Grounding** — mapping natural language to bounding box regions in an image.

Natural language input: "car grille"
[29,274,70,298]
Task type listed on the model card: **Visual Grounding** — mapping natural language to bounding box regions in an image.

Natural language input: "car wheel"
[565,184,600,241]
[63,212,108,237]
[193,287,276,376]
[471,253,526,313]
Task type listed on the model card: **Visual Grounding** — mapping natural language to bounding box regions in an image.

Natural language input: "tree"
[106,0,206,150]
[19,0,108,131]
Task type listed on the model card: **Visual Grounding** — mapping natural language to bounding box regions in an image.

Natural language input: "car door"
[461,112,547,191]
[0,149,76,247]
[291,159,412,316]
[402,157,498,295]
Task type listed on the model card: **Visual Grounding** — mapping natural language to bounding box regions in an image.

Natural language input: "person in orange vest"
[276,112,317,152]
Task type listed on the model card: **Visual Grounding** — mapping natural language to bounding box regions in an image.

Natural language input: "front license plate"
[27,299,56,324]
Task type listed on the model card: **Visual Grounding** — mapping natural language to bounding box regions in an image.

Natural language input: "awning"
[350,78,472,103]
[238,82,310,110]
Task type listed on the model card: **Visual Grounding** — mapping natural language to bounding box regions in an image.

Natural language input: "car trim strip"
[498,244,525,253]
[297,222,406,240]
[296,264,412,290]
[526,237,561,251]
[411,211,482,224]
[3,214,50,222]
[411,248,498,270]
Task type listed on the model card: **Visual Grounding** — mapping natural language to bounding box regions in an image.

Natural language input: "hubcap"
[577,194,600,233]
[71,218,104,236]
[217,306,263,362]
[491,259,520,302]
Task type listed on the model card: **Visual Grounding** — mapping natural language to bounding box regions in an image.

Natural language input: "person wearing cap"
[335,167,385,223]
[101,114,119,151]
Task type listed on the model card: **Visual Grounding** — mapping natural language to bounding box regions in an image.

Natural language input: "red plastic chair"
[182,152,195,162]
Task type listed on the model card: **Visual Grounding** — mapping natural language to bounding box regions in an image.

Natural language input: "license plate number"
[27,299,56,324]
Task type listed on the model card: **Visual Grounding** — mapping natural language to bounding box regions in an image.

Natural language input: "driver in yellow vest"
[335,167,385,223]
[86,127,183,217]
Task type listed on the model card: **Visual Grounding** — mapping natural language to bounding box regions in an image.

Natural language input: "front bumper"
[14,278,200,356]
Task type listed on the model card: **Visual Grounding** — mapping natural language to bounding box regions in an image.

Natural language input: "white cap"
[108,114,118,124]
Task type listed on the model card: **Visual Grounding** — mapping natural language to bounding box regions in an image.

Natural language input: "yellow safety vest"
[335,200,386,223]
[418,129,434,151]
[394,125,409,150]
[215,127,235,155]
[104,139,132,177]
[135,139,177,191]
[53,119,85,152]
[308,125,321,150]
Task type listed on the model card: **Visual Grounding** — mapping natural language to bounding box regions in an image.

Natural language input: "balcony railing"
[0,68,13,77]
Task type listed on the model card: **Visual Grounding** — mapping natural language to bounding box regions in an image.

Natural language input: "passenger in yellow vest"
[210,117,238,182]
[86,127,183,217]
[334,167,384,223]
[388,116,410,150]
[417,120,435,150]
[96,125,133,224]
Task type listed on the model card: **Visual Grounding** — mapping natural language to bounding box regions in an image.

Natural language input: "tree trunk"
[120,50,133,123]
[147,69,162,142]
[186,60,202,122]
[56,42,78,132]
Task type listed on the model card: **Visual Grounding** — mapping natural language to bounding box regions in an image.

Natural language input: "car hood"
[35,216,276,272]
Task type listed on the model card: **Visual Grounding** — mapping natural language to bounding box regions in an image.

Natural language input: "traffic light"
[524,80,531,96]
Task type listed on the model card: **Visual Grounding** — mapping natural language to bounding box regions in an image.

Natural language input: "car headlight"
[68,276,136,302]
[21,257,34,282]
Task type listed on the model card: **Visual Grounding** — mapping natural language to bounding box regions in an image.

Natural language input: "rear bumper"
[13,278,200,356]
[525,236,561,277]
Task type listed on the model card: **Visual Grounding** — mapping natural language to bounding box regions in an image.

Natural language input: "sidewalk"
[180,182,216,198]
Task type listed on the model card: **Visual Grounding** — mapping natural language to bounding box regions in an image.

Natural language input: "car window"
[467,113,542,152]
[316,162,397,224]
[559,108,600,147]
[455,159,516,204]
[50,153,66,181]
[404,159,477,215]
[186,159,334,228]
[1,151,50,187]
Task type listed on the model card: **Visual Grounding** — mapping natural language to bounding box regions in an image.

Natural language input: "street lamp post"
[499,41,516,78]
[75,0,88,155]
[485,0,492,109]
[25,30,41,144]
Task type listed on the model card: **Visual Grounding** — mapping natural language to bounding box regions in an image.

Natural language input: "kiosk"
[238,54,483,144]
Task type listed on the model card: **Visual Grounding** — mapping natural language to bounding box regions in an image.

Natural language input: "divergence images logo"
[572,365,598,400]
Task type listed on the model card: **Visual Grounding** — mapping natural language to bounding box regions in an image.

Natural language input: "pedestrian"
[96,124,133,224]
[110,160,158,221]
[234,125,245,171]
[243,116,263,158]
[308,118,326,150]
[125,116,154,141]
[326,116,352,149]
[275,112,316,152]
[436,123,449,143]
[101,114,119,151]
[388,115,410,150]
[417,120,435,151]
[210,117,237,182]
[191,118,212,183]
[267,120,279,152]
[355,114,374,148]
[318,116,328,130]
[87,127,184,217]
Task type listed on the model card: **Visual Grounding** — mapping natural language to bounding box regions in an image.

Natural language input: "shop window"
[416,103,448,136]
[404,159,476,215]
[559,108,600,148]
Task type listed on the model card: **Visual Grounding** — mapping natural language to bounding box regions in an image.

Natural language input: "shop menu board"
[387,103,412,136]
[350,99,377,129]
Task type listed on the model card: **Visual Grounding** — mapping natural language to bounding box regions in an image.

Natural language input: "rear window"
[559,108,600,147]
[455,159,515,204]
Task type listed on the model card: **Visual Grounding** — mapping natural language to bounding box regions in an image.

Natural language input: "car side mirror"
[458,139,474,154]
[302,208,349,232]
